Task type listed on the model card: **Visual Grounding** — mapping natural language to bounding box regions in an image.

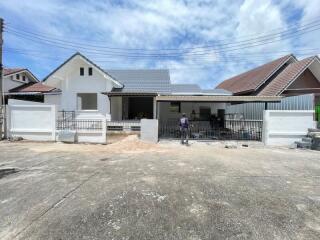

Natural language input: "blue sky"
[0,0,319,88]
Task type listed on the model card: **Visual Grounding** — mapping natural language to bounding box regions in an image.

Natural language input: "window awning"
[155,95,282,102]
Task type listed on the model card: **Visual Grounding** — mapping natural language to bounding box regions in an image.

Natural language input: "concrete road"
[0,140,320,240]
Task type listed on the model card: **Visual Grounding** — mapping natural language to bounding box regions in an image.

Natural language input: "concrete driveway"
[0,137,320,240]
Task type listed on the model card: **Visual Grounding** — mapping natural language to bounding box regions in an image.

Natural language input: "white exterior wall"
[44,56,116,119]
[44,95,61,106]
[159,102,228,121]
[262,110,316,146]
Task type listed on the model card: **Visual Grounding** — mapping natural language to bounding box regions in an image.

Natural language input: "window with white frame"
[77,93,98,110]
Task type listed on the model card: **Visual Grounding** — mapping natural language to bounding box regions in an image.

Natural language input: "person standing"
[179,113,189,144]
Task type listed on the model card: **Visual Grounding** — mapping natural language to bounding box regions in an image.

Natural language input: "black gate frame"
[159,120,263,141]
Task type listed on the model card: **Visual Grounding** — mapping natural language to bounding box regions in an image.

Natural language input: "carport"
[155,95,282,140]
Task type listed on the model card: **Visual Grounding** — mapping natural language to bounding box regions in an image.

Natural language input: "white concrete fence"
[7,104,56,141]
[6,100,106,144]
[5,100,317,146]
[262,110,316,146]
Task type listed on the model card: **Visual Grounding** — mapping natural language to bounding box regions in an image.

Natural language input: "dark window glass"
[88,67,93,76]
[170,101,181,113]
[16,74,20,80]
[80,67,84,76]
[22,76,26,81]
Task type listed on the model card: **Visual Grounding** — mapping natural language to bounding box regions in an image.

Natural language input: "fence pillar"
[141,119,158,143]
[51,105,57,141]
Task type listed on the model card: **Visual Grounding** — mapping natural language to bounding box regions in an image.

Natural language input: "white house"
[41,52,242,122]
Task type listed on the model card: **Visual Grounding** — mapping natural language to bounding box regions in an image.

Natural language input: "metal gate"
[159,120,263,141]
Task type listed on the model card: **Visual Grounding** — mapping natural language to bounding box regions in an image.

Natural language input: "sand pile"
[105,135,166,153]
[26,135,167,154]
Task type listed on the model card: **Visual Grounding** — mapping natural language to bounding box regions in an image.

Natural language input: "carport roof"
[155,95,282,102]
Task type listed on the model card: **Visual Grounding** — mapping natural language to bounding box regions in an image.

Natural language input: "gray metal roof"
[171,84,201,93]
[106,69,171,94]
[201,89,232,95]
[171,84,232,95]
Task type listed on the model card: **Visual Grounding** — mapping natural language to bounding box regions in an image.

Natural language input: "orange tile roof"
[258,56,316,96]
[9,82,60,93]
[216,55,295,94]
[3,68,25,76]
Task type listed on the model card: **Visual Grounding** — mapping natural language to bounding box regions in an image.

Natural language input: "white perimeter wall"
[262,110,316,146]
[7,100,106,144]
[7,103,56,141]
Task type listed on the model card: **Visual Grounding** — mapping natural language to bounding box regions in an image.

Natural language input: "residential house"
[216,55,320,120]
[3,67,61,103]
[41,52,273,123]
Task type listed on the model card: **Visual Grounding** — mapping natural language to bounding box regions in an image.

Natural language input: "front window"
[80,67,84,76]
[77,93,98,110]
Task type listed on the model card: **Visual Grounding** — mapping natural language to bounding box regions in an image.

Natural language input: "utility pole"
[0,18,3,140]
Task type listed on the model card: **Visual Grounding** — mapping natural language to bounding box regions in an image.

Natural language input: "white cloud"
[0,0,319,87]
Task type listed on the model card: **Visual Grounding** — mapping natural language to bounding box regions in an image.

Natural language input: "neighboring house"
[3,68,59,103]
[3,68,39,93]
[216,54,320,97]
[217,54,320,119]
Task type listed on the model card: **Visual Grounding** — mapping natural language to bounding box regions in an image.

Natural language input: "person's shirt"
[179,117,189,129]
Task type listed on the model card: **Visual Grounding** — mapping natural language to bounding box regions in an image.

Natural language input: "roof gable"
[258,56,319,96]
[43,52,123,88]
[216,54,296,94]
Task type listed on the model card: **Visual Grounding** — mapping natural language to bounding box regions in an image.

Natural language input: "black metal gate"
[159,120,263,141]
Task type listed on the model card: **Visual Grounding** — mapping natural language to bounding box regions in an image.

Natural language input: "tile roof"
[258,56,316,96]
[4,68,25,76]
[216,55,295,94]
[9,82,60,93]
[106,69,171,94]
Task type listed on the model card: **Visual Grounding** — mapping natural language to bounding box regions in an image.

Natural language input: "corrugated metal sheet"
[156,95,282,102]
[226,94,314,120]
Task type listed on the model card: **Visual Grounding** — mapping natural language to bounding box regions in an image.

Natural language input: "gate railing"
[106,120,141,131]
[56,119,103,131]
[159,120,263,141]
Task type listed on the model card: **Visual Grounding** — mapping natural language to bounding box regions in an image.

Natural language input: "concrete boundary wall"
[7,101,106,144]
[262,110,316,146]
[7,104,56,141]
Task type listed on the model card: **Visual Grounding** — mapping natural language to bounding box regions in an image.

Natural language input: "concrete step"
[295,141,312,149]
[302,137,312,143]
